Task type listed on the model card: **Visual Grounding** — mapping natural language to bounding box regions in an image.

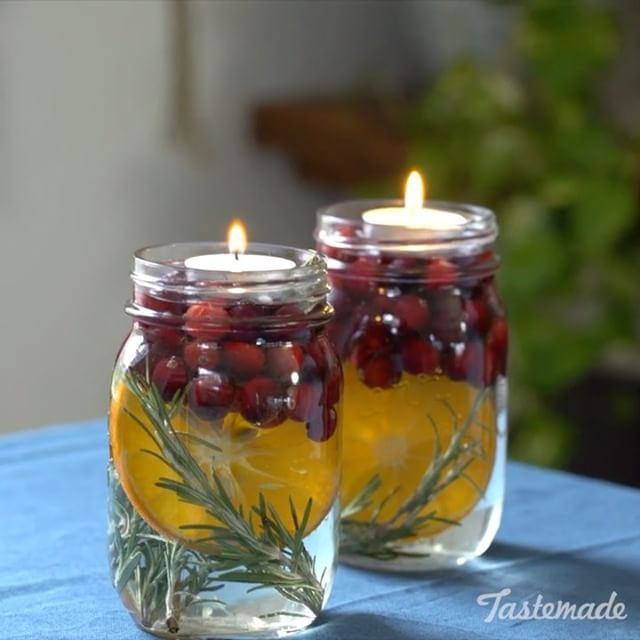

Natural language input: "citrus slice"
[341,363,496,536]
[109,381,340,547]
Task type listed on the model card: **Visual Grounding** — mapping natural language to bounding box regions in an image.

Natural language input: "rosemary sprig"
[108,466,223,631]
[340,390,490,560]
[122,369,325,615]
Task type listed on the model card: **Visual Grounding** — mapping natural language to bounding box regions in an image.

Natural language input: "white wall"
[0,0,410,432]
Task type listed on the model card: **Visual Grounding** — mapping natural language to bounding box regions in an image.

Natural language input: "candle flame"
[404,170,425,211]
[227,219,247,257]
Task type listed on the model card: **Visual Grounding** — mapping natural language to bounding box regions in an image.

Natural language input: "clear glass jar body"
[108,243,342,638]
[316,201,507,571]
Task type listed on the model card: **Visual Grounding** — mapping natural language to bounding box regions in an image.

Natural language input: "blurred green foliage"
[400,0,640,466]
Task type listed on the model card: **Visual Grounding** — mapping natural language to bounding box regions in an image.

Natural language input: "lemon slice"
[341,363,496,536]
[110,382,340,546]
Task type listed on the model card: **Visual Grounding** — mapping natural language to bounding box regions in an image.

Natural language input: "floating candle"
[362,171,467,238]
[184,220,296,272]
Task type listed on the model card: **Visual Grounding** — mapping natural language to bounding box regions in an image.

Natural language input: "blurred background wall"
[1,0,638,489]
[0,0,413,432]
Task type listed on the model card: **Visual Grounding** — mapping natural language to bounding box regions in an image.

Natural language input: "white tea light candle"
[184,220,295,272]
[362,171,467,239]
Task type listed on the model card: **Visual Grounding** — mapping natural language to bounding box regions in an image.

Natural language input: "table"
[1,419,639,640]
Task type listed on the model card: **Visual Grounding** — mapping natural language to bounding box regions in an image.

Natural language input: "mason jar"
[315,201,507,571]
[108,242,342,638]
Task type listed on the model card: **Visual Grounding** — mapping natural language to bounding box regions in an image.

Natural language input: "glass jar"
[315,201,507,571]
[107,242,342,638]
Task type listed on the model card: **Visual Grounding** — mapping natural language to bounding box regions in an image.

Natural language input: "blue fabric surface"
[1,418,639,640]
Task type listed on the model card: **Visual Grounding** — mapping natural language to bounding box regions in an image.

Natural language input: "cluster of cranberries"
[320,247,508,390]
[132,291,341,443]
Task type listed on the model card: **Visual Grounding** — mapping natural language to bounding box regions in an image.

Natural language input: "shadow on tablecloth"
[303,538,640,640]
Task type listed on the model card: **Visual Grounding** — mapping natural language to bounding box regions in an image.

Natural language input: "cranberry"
[444,342,484,387]
[430,291,465,343]
[324,354,343,406]
[333,256,377,297]
[222,342,266,378]
[151,356,188,401]
[267,344,304,380]
[184,302,229,340]
[427,258,458,287]
[484,344,499,386]
[359,353,400,389]
[183,340,221,372]
[239,377,285,427]
[289,381,323,422]
[369,292,397,316]
[134,288,185,315]
[307,333,331,370]
[352,321,392,352]
[394,294,430,331]
[306,405,338,443]
[464,296,491,334]
[189,373,235,420]
[228,303,266,319]
[139,322,184,348]
[489,316,508,376]
[401,335,440,375]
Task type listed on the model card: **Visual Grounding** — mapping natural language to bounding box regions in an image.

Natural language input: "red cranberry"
[401,335,439,375]
[350,324,393,369]
[394,294,430,331]
[368,292,397,316]
[359,354,400,389]
[444,342,484,387]
[239,377,285,427]
[151,356,188,401]
[430,291,465,343]
[306,405,338,443]
[228,303,266,319]
[427,258,458,287]
[267,344,304,380]
[139,322,184,348]
[465,296,491,334]
[324,353,343,406]
[489,317,508,376]
[307,334,330,371]
[484,344,499,386]
[333,256,377,297]
[183,340,221,372]
[134,288,185,315]
[189,373,235,420]
[289,381,323,422]
[131,342,169,379]
[184,302,229,340]
[222,342,266,378]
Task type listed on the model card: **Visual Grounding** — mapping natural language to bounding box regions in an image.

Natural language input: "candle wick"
[234,251,239,261]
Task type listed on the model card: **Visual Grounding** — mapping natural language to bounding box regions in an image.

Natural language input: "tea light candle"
[184,220,295,272]
[362,171,467,238]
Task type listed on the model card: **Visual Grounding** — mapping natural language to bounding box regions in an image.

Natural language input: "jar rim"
[129,241,330,314]
[316,200,497,254]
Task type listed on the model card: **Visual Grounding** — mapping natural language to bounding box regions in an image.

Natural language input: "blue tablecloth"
[1,418,638,640]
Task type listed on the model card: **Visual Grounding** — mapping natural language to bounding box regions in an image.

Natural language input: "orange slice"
[109,381,340,546]
[341,363,496,536]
